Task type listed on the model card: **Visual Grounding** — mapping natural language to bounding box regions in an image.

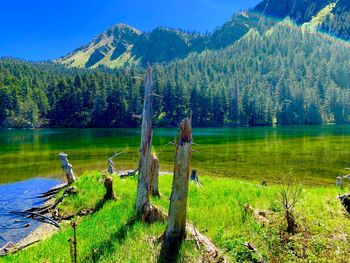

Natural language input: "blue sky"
[0,0,260,61]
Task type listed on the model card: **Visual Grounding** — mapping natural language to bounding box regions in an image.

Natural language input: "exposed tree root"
[186,223,227,263]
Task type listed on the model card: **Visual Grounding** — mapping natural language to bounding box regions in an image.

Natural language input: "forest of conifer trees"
[0,20,349,128]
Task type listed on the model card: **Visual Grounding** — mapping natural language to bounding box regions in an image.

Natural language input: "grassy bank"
[2,171,350,262]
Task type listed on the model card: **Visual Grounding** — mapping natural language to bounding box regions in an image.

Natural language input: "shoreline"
[2,182,65,255]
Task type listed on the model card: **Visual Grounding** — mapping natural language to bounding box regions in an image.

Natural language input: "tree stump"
[136,65,154,218]
[162,118,192,261]
[104,177,116,200]
[190,169,203,187]
[58,152,76,185]
[336,176,344,188]
[150,153,160,197]
[108,159,116,174]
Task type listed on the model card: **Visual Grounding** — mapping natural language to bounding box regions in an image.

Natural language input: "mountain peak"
[56,0,350,69]
[108,23,141,34]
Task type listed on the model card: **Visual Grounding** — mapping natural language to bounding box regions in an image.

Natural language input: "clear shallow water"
[0,126,349,185]
[0,178,60,247]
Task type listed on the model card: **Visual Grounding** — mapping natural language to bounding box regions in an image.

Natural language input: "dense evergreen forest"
[0,19,349,128]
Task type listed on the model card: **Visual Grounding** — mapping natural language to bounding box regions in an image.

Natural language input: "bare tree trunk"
[136,65,154,217]
[161,118,192,261]
[150,153,160,197]
[58,152,76,184]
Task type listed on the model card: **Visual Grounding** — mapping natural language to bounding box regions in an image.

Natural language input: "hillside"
[56,12,262,69]
[56,0,350,69]
[2,18,350,128]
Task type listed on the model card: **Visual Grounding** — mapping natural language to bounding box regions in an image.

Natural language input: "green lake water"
[0,126,349,185]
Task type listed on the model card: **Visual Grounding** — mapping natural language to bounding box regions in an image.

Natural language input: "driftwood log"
[120,169,138,179]
[0,242,14,256]
[150,153,160,197]
[58,152,76,184]
[107,152,126,174]
[136,65,154,219]
[161,118,192,262]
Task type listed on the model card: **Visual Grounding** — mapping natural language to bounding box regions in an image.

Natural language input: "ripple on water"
[0,178,61,247]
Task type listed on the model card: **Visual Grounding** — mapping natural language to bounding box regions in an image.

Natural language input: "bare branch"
[132,114,143,120]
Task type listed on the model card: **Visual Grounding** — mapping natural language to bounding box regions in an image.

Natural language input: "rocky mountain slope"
[56,0,350,69]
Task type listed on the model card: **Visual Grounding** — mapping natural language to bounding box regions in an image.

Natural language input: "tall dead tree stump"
[161,118,192,262]
[58,152,76,185]
[150,153,160,197]
[136,65,154,219]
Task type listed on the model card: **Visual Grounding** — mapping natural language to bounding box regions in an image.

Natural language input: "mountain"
[255,0,350,39]
[56,12,262,68]
[56,0,350,69]
[56,24,142,68]
[56,13,261,68]
[254,0,332,24]
[2,15,350,128]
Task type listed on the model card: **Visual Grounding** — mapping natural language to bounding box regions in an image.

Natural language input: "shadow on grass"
[88,215,137,262]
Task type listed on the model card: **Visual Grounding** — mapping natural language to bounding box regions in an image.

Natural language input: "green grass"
[2,171,350,262]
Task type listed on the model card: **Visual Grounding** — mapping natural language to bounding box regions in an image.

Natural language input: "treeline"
[0,19,349,128]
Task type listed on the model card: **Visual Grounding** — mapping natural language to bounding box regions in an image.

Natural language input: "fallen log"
[120,169,138,178]
[10,211,60,228]
[0,242,14,256]
[0,240,41,257]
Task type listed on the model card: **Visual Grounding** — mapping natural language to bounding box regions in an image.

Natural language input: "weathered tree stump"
[336,176,344,188]
[190,169,203,187]
[108,159,116,174]
[161,118,192,262]
[136,65,154,218]
[150,153,160,197]
[104,176,116,200]
[58,152,76,185]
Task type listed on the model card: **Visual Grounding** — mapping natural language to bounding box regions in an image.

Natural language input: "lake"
[0,126,350,186]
